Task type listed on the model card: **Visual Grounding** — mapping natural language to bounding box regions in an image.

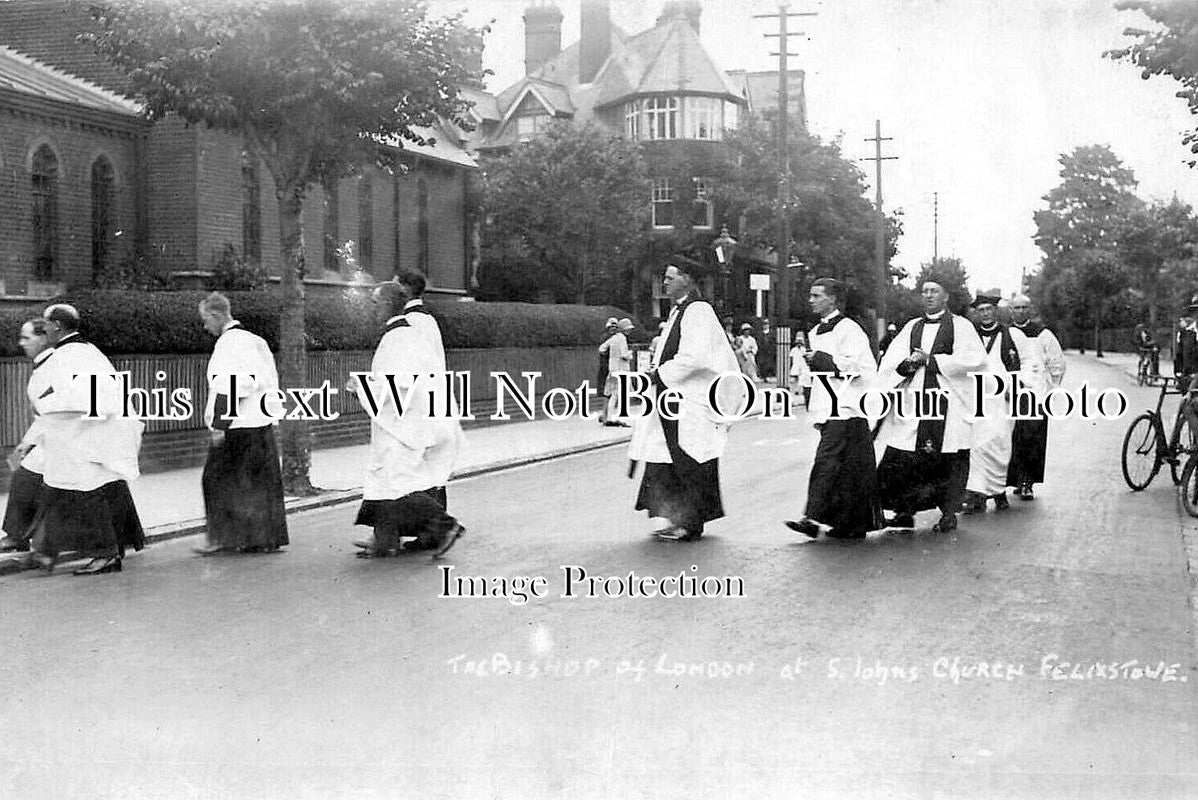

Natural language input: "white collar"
[403,299,423,311]
[32,349,53,366]
[925,310,946,321]
[221,319,240,334]
[820,311,840,323]
[385,315,405,327]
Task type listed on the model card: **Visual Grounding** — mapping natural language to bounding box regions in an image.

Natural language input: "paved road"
[2,355,1196,799]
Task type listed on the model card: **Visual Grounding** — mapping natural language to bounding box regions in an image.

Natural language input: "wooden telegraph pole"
[863,120,898,341]
[755,1,816,324]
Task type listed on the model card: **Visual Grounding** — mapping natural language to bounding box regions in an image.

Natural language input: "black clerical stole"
[905,315,955,454]
[978,324,1020,373]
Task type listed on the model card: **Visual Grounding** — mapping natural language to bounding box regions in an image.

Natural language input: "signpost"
[750,273,771,319]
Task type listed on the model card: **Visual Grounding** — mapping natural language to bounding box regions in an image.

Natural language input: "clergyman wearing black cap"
[961,293,1023,515]
[627,255,745,542]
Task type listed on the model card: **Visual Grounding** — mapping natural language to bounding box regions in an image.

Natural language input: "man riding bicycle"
[1134,322,1159,379]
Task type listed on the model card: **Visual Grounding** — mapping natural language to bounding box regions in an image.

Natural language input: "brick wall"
[144,115,198,275]
[0,108,139,291]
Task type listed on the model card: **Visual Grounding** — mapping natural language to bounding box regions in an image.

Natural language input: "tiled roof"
[0,44,142,116]
[0,0,136,97]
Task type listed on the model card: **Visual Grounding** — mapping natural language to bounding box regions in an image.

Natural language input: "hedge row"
[0,290,639,357]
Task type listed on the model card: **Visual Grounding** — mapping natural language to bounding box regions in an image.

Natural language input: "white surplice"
[33,336,143,492]
[966,326,1034,495]
[356,312,464,501]
[628,297,744,464]
[204,320,279,430]
[873,313,987,453]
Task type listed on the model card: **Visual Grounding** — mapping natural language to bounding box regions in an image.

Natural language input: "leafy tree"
[1108,1,1198,166]
[85,0,479,491]
[479,122,650,305]
[1031,145,1142,355]
[715,112,901,319]
[1120,197,1198,327]
[913,256,972,314]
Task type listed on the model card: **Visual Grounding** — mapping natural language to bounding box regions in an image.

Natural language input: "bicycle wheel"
[1122,412,1162,491]
[1170,411,1190,485]
[1181,456,1198,517]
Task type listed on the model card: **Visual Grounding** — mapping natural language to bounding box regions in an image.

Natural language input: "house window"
[417,172,429,273]
[241,155,261,264]
[692,177,713,229]
[724,101,740,132]
[625,100,641,139]
[652,178,674,229]
[358,173,374,271]
[645,96,678,140]
[90,157,115,277]
[31,145,58,280]
[688,97,720,140]
[515,114,549,138]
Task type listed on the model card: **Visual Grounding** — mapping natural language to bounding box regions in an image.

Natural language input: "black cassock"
[202,425,289,550]
[634,299,724,534]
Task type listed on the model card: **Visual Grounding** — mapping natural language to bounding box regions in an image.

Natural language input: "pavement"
[0,413,638,546]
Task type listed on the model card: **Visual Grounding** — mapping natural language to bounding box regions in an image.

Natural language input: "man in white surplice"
[874,279,986,534]
[628,255,745,542]
[961,294,1032,514]
[350,279,464,558]
[31,304,144,575]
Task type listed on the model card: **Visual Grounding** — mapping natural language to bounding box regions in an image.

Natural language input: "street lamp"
[712,223,738,312]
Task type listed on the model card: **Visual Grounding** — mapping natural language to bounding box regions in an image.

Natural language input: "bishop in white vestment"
[874,280,986,533]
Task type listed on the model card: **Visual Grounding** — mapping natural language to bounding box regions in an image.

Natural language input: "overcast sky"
[430,0,1198,295]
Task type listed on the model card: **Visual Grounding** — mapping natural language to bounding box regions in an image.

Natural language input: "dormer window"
[515,113,550,138]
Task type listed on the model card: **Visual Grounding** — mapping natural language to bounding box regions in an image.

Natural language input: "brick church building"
[0,0,476,300]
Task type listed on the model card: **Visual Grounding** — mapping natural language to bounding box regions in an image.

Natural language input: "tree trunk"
[276,181,316,494]
[1093,318,1104,358]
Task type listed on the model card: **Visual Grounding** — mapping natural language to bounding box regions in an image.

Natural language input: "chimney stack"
[579,0,611,84]
[524,1,563,76]
[656,0,701,36]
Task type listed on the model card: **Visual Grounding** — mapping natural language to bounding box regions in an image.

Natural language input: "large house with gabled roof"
[470,0,806,317]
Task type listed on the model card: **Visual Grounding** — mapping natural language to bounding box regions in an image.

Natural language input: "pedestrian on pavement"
[735,323,759,382]
[598,317,633,426]
[628,255,745,542]
[961,294,1025,515]
[1007,294,1066,501]
[788,331,812,409]
[28,304,144,575]
[0,319,53,554]
[350,280,465,558]
[193,292,289,556]
[785,278,882,540]
[874,277,986,533]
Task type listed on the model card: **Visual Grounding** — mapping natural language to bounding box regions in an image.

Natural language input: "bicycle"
[1136,347,1160,386]
[1120,378,1194,490]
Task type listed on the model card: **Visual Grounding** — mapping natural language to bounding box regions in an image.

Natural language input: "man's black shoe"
[993,493,1010,511]
[826,528,867,540]
[933,513,958,533]
[784,518,823,538]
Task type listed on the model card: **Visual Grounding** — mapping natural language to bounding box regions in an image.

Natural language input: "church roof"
[0,44,141,116]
